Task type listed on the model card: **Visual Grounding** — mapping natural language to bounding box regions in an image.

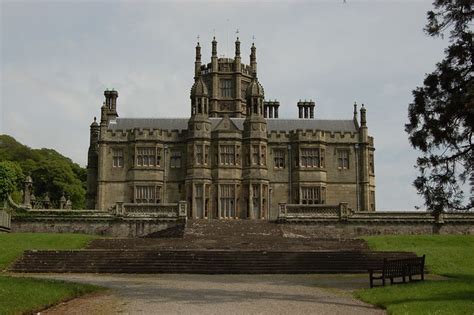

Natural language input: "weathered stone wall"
[11,218,183,237]
[283,221,474,238]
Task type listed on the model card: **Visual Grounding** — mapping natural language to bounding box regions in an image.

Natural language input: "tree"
[0,135,86,208]
[0,161,24,202]
[405,0,473,212]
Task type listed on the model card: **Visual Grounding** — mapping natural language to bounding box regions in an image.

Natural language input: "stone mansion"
[86,37,376,220]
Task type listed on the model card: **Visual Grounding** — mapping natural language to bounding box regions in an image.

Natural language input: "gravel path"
[35,274,385,315]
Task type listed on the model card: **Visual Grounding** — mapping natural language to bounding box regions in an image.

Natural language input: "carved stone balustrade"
[115,201,187,220]
[278,203,347,221]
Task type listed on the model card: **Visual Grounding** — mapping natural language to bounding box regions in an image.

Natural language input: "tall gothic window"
[195,145,203,165]
[252,184,260,212]
[301,186,326,204]
[252,145,259,165]
[220,79,233,98]
[135,185,161,203]
[204,145,209,164]
[370,191,376,211]
[369,153,375,174]
[136,147,160,167]
[300,148,324,168]
[220,145,235,165]
[220,184,235,218]
[273,149,285,168]
[170,150,181,168]
[337,150,350,169]
[195,184,203,217]
[112,148,123,168]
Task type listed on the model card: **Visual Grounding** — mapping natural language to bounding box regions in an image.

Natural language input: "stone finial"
[59,193,67,209]
[43,193,51,209]
[65,198,72,210]
[235,36,240,57]
[360,104,367,127]
[212,36,217,56]
[195,41,201,62]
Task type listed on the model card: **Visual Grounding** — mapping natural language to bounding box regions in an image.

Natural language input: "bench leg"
[382,278,386,286]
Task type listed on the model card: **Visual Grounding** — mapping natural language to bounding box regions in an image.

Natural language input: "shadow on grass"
[356,276,474,307]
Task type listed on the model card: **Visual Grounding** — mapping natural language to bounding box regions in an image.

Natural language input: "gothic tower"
[197,37,256,118]
[86,117,99,209]
[243,69,269,219]
[186,41,212,218]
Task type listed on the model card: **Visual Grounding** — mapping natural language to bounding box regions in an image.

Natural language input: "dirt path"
[36,274,385,315]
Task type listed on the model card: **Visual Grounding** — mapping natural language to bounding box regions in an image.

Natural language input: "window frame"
[337,149,350,170]
[112,148,124,168]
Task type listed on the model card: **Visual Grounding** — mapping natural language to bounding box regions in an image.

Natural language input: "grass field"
[355,235,474,315]
[0,233,101,315]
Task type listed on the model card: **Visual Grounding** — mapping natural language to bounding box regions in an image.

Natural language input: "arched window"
[197,98,202,114]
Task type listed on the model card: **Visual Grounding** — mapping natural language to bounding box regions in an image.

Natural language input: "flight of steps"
[10,250,417,274]
[9,220,417,274]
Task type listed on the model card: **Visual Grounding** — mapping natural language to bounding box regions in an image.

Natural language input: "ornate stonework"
[86,38,376,220]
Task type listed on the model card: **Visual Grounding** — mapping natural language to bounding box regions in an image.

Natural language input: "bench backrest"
[383,255,425,277]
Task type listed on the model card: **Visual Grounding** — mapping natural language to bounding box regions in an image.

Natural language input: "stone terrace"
[87,219,369,251]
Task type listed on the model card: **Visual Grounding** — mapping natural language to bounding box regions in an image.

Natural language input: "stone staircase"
[9,219,418,274]
[10,249,416,274]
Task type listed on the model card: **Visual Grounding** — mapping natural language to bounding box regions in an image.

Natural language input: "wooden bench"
[369,255,425,288]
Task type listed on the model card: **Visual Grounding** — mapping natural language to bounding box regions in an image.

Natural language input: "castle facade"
[86,38,376,220]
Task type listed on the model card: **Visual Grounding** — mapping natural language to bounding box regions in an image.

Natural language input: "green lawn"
[0,233,102,315]
[355,235,474,315]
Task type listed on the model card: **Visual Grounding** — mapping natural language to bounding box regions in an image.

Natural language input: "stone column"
[217,183,221,219]
[248,183,253,219]
[202,183,206,219]
[192,183,196,219]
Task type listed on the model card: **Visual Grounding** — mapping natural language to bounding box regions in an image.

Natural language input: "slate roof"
[109,118,357,133]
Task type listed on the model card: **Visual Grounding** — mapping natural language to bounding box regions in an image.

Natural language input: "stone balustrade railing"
[278,203,474,224]
[114,201,187,219]
[278,202,349,221]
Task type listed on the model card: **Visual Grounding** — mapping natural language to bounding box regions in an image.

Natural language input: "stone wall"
[277,206,474,237]
[283,221,474,238]
[12,217,183,237]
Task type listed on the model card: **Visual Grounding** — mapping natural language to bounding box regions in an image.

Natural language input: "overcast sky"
[1,0,449,210]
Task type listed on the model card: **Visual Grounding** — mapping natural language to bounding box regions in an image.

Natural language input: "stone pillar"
[275,106,279,118]
[22,176,33,209]
[178,200,187,219]
[59,194,67,209]
[192,183,196,219]
[248,183,253,219]
[310,106,314,119]
[217,183,221,219]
